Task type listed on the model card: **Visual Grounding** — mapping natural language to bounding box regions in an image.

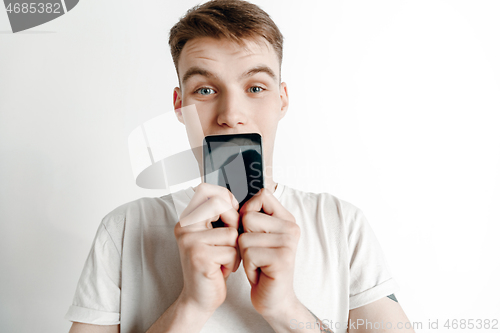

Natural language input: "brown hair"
[169,0,284,82]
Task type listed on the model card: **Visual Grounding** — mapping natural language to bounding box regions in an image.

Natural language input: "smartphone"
[202,133,265,233]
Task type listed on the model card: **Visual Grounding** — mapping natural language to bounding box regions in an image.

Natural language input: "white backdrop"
[1,0,499,332]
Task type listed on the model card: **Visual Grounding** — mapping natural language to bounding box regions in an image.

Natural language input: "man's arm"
[67,291,214,333]
[347,295,416,332]
[68,323,119,333]
[237,188,336,333]
[67,184,241,333]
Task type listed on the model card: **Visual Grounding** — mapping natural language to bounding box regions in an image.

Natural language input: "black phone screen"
[203,133,264,231]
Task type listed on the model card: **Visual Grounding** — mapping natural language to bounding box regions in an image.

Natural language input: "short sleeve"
[342,201,399,310]
[64,214,125,325]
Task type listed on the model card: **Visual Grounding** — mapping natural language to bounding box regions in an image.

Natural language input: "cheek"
[254,94,281,113]
[184,102,212,127]
[256,104,282,126]
[195,113,213,137]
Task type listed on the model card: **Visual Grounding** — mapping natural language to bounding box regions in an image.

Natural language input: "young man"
[66,1,415,332]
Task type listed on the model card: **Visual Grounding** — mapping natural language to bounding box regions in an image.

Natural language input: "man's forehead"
[181,36,274,59]
[177,37,280,82]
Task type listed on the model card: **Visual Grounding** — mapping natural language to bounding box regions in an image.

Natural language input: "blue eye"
[196,87,215,95]
[249,86,264,93]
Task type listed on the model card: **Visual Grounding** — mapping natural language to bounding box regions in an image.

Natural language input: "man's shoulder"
[99,188,190,230]
[107,188,189,215]
[283,185,364,221]
[283,185,355,207]
[102,197,162,220]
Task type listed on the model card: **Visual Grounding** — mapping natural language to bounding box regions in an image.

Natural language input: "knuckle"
[211,196,224,207]
[225,187,234,200]
[228,246,238,258]
[196,182,209,193]
[240,214,249,230]
[241,211,254,225]
[176,232,192,249]
[261,187,270,195]
[289,222,301,239]
[238,232,248,248]
[226,227,238,240]
[240,245,251,260]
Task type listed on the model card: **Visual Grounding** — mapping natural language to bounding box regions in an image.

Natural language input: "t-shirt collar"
[186,182,284,201]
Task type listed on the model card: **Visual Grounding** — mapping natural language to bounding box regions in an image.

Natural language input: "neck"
[265,178,278,194]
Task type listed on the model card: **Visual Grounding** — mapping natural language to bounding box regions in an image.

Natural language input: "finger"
[239,188,293,222]
[181,183,239,219]
[240,211,296,234]
[241,249,260,286]
[233,246,241,273]
[181,227,239,247]
[210,246,239,280]
[241,247,289,284]
[180,195,239,229]
[238,231,293,249]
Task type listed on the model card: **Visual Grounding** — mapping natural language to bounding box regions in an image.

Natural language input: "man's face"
[173,36,289,170]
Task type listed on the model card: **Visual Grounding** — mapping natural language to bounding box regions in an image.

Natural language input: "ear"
[173,87,184,124]
[279,82,289,120]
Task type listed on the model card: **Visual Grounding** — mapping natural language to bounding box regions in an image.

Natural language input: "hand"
[237,187,301,318]
[174,183,241,315]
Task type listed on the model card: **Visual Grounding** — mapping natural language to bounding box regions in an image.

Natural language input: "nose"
[217,89,247,128]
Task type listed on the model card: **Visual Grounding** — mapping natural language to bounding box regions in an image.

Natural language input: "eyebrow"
[240,65,277,83]
[182,64,278,86]
[182,66,218,86]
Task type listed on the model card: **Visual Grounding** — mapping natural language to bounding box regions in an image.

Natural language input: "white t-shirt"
[65,183,399,332]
